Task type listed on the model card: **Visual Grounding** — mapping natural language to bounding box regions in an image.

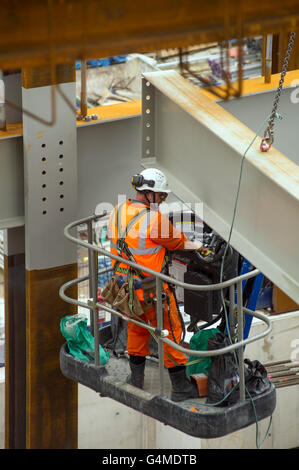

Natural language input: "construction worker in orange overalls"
[108,168,205,402]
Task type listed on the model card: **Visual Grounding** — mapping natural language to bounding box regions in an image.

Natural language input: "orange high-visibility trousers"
[127,286,187,368]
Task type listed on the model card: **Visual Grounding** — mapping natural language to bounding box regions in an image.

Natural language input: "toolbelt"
[101,274,157,318]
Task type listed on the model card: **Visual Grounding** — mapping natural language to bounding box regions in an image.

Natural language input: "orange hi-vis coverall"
[108,199,188,368]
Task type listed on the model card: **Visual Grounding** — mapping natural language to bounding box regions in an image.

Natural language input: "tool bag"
[101,272,145,317]
[101,276,120,304]
[228,358,271,403]
[206,331,240,406]
[186,328,220,379]
[113,277,144,316]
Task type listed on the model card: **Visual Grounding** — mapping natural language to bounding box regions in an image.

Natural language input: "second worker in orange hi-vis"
[108,168,206,402]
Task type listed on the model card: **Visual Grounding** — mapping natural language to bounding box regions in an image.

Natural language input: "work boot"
[168,366,199,402]
[126,356,146,389]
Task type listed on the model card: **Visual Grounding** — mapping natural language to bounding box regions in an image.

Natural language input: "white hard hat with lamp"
[131,168,171,194]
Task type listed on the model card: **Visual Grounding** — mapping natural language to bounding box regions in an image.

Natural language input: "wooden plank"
[26,263,78,449]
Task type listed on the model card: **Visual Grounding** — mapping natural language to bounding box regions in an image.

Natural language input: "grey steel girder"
[0,113,142,228]
[22,82,78,270]
[141,71,299,304]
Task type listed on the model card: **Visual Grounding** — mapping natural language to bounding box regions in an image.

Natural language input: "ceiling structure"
[0,1,299,70]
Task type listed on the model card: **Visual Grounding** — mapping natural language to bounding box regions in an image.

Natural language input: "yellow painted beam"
[76,100,142,125]
[0,100,142,140]
[1,68,298,141]
[199,69,299,101]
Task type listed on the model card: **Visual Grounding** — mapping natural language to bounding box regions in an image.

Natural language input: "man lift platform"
[59,212,276,440]
[60,342,275,439]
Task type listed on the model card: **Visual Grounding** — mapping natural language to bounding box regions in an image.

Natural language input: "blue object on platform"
[239,259,264,343]
[226,258,265,345]
[256,287,273,309]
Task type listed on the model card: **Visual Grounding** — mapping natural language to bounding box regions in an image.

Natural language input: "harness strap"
[114,202,150,280]
[112,204,177,338]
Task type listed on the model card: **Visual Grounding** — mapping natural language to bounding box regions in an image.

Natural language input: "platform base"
[60,335,276,439]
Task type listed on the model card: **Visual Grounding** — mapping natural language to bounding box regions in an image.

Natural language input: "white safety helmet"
[131,168,171,193]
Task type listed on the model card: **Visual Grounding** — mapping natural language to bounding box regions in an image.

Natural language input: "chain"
[261,32,296,151]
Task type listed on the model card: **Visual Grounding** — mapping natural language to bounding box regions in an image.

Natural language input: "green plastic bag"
[60,314,109,365]
[186,328,220,378]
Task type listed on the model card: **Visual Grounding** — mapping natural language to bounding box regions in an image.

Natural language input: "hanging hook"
[260,31,296,152]
[260,127,274,152]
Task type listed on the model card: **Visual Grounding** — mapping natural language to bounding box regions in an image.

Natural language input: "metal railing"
[59,212,272,402]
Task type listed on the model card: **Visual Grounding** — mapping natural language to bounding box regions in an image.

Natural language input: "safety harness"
[111,201,187,366]
[114,202,148,280]
[113,202,155,316]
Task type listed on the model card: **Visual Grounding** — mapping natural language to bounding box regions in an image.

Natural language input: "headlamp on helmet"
[131,174,155,189]
[131,168,171,194]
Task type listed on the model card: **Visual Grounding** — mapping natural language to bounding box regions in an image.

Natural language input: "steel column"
[22,66,78,449]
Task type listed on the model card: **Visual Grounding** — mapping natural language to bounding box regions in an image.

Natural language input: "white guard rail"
[59,212,272,402]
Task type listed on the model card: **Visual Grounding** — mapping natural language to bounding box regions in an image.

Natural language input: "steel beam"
[0,1,299,69]
[0,105,143,230]
[141,70,299,304]
[219,86,299,166]
[0,113,142,226]
[22,82,78,270]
